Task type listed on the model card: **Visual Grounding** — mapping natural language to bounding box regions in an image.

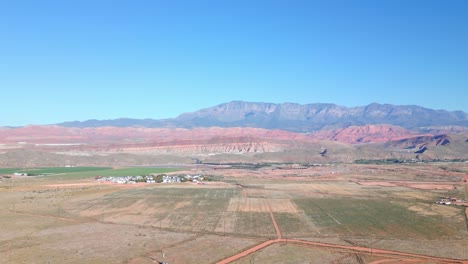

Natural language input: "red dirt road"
[286,239,467,263]
[216,191,467,264]
[265,192,282,239]
[217,238,467,264]
[217,239,280,264]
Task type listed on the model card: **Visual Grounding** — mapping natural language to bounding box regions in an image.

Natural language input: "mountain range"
[0,101,466,167]
[58,101,468,132]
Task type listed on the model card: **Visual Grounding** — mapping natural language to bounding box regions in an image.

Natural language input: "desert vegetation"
[0,163,467,263]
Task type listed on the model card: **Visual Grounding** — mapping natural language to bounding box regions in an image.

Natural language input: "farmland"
[0,163,467,263]
[0,166,112,175]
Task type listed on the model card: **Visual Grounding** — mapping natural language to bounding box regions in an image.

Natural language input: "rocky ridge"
[310,124,425,144]
[58,101,468,132]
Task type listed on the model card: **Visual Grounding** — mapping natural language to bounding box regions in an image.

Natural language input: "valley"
[0,162,467,263]
[1,102,467,263]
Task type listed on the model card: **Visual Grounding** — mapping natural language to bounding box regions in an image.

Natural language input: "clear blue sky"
[1,0,467,126]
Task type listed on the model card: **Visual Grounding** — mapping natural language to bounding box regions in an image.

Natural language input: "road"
[4,188,465,264]
[216,194,468,264]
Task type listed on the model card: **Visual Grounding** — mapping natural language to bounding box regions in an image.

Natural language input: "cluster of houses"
[96,175,156,184]
[95,174,205,184]
[435,196,464,205]
[185,174,203,182]
[162,175,181,183]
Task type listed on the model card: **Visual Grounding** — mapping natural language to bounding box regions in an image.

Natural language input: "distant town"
[95,174,205,184]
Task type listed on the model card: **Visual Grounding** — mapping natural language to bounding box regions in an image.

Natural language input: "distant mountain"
[58,101,468,132]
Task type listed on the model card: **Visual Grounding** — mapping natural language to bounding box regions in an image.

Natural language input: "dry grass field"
[230,243,384,264]
[0,162,467,263]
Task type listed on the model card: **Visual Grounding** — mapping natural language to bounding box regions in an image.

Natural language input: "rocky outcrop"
[113,141,284,154]
[385,134,452,153]
[310,124,422,144]
[415,146,428,154]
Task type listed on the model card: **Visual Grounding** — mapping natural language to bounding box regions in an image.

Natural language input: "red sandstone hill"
[0,126,323,154]
[309,124,427,144]
[0,124,443,149]
[0,125,466,166]
[0,124,463,153]
[0,126,314,145]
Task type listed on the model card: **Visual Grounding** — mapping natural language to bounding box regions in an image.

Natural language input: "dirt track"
[266,191,282,239]
[216,191,468,264]
[217,237,467,264]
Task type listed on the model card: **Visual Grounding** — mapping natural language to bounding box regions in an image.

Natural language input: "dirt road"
[265,191,282,239]
[217,239,280,264]
[216,190,467,264]
[217,238,467,264]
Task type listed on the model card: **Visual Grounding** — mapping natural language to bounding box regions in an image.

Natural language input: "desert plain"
[0,162,467,264]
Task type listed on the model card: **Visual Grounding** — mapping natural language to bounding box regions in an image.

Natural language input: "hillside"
[0,125,466,167]
[2,101,467,167]
[310,124,427,144]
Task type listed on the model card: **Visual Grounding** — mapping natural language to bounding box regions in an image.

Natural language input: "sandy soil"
[2,163,467,263]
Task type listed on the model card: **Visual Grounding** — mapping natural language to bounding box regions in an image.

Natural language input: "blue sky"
[1,0,467,126]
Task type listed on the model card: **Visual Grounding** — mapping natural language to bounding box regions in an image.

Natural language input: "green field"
[0,167,179,179]
[294,198,465,239]
[53,167,179,179]
[0,166,111,175]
